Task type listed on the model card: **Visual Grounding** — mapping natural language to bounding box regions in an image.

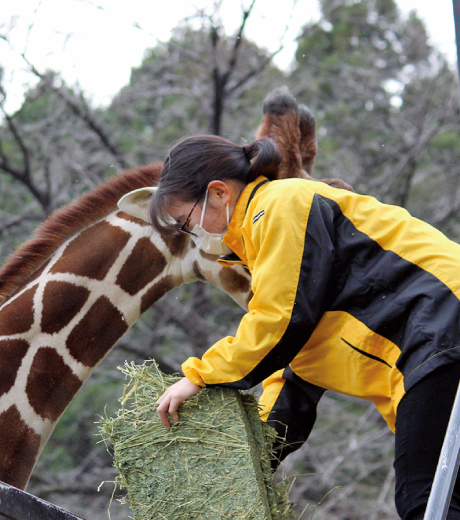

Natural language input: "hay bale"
[100,361,294,520]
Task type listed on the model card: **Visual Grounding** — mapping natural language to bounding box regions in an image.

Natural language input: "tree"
[0,1,288,259]
[0,69,129,262]
[0,5,288,517]
[289,0,460,239]
[107,6,286,166]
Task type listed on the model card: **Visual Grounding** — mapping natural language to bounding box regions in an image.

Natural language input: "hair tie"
[242,144,251,161]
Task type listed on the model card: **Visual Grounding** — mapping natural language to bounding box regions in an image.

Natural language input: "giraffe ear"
[117,187,158,223]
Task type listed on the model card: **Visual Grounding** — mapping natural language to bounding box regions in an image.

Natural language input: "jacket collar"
[222,176,270,256]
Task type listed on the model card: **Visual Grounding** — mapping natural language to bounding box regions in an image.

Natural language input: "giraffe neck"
[0,85,318,490]
[0,208,250,489]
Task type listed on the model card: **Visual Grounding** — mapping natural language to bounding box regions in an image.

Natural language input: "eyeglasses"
[179,198,200,236]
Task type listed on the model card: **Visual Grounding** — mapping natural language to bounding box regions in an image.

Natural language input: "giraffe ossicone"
[0,87,318,490]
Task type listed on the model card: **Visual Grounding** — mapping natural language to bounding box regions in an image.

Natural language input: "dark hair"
[150,134,281,235]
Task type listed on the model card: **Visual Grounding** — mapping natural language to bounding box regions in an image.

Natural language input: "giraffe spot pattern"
[0,286,36,336]
[141,275,178,314]
[116,211,151,226]
[218,267,251,294]
[41,281,91,334]
[50,221,131,281]
[192,261,206,281]
[0,405,41,489]
[116,238,167,295]
[19,258,51,291]
[26,347,83,422]
[162,233,187,257]
[0,339,30,396]
[66,295,128,367]
[199,249,221,261]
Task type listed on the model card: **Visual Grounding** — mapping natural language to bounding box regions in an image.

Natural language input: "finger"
[156,387,173,405]
[168,397,182,424]
[156,400,172,429]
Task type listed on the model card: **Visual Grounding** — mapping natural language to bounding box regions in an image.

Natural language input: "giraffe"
[0,87,347,490]
[0,160,255,490]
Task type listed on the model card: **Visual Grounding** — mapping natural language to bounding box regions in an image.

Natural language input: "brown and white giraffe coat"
[0,166,251,489]
[0,87,349,490]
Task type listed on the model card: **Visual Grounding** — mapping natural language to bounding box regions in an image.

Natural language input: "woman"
[151,134,460,519]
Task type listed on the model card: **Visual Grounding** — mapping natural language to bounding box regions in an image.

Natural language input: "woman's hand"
[156,377,202,429]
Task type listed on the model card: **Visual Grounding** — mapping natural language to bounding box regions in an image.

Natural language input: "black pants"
[395,361,460,519]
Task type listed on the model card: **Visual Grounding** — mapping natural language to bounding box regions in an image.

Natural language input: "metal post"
[423,381,460,520]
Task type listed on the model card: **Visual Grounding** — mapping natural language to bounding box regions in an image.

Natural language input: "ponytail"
[243,139,281,182]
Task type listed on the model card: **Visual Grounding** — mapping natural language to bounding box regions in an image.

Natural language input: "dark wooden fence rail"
[0,482,86,520]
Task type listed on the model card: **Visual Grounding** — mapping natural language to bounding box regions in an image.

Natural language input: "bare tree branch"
[227,51,281,96]
[221,0,256,85]
[0,87,51,210]
[22,55,129,170]
[209,0,257,135]
[0,211,43,237]
[0,86,31,177]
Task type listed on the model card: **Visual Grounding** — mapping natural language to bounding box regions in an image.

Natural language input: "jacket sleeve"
[182,185,337,389]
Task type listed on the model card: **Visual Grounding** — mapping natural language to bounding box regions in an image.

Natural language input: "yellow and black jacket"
[182,176,460,441]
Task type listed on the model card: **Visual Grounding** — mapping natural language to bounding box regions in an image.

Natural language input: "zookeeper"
[150,134,460,520]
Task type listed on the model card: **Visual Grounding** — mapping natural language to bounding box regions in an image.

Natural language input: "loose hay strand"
[99,360,295,520]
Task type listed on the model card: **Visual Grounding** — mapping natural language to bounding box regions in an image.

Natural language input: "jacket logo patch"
[253,210,265,224]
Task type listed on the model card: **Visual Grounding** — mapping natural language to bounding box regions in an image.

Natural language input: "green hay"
[100,360,294,520]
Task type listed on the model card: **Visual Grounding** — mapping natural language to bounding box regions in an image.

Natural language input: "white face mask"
[189,189,232,256]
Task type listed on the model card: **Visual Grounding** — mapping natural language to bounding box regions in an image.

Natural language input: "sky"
[0,0,458,112]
